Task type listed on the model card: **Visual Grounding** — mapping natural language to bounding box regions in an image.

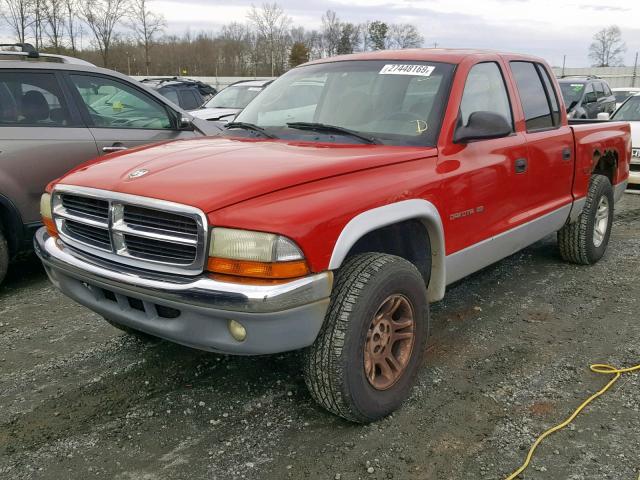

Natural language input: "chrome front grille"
[52,186,208,275]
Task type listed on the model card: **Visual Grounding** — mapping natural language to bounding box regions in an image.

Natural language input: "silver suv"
[0,44,222,284]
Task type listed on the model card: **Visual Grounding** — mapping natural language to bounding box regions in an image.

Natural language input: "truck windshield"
[612,95,640,121]
[233,60,455,146]
[559,82,585,109]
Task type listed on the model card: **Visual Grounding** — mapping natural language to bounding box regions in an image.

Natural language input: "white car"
[604,93,640,193]
[612,87,640,110]
[191,79,272,122]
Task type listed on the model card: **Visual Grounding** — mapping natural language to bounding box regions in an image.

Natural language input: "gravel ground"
[1,194,639,480]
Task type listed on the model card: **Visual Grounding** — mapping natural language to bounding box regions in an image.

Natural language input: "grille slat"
[65,219,111,249]
[55,191,204,273]
[62,195,109,219]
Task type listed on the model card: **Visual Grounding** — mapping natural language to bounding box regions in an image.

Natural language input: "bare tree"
[247,2,291,76]
[80,0,129,67]
[43,0,67,51]
[321,9,341,57]
[1,0,34,43]
[589,25,626,67]
[128,0,165,75]
[30,0,45,48]
[65,0,80,52]
[386,23,423,49]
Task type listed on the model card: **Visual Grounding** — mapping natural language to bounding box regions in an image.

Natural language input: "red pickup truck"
[36,49,631,423]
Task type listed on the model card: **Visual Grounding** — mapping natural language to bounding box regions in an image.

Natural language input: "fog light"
[228,319,247,342]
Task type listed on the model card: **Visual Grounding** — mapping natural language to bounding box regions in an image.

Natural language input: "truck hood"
[58,136,437,214]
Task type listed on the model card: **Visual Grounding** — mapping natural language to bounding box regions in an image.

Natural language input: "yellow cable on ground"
[505,362,640,480]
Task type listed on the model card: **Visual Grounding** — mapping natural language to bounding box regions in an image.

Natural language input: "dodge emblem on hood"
[128,168,149,179]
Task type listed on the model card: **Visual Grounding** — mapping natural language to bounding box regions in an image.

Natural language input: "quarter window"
[459,62,513,129]
[0,72,71,126]
[510,61,554,131]
[69,74,173,130]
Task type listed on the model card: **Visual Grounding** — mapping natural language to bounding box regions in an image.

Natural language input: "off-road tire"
[303,253,429,423]
[0,227,9,286]
[558,174,614,265]
[104,317,156,342]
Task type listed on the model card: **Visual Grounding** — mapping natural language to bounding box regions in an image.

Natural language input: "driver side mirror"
[597,112,610,121]
[453,111,512,144]
[178,116,194,130]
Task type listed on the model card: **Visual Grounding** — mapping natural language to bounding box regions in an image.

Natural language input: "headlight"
[207,228,309,279]
[40,193,58,237]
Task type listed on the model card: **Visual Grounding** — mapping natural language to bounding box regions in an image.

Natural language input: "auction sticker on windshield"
[379,64,435,76]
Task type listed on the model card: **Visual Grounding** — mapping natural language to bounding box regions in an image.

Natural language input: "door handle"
[562,147,571,161]
[514,157,528,174]
[102,145,127,153]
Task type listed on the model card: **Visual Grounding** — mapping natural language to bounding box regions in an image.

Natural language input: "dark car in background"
[139,77,217,111]
[191,79,272,122]
[558,76,616,119]
[0,45,222,285]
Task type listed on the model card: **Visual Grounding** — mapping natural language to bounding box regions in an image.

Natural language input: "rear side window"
[0,71,72,126]
[459,62,513,128]
[536,65,560,126]
[510,61,555,131]
[177,89,201,110]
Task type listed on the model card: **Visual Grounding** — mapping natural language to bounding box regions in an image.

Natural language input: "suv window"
[69,74,173,130]
[510,61,554,131]
[603,83,612,96]
[595,82,605,98]
[177,89,201,110]
[0,71,71,126]
[459,62,513,128]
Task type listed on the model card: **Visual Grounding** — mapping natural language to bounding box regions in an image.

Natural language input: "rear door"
[64,72,199,155]
[509,61,574,216]
[0,69,98,224]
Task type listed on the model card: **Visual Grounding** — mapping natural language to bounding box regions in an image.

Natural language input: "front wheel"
[303,253,429,423]
[558,174,614,265]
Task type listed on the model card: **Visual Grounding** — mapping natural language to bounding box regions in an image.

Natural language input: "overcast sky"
[149,0,640,67]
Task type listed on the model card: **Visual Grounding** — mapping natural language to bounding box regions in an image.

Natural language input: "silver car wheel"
[593,195,610,248]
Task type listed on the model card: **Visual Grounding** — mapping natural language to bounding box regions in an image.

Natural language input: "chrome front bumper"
[35,228,333,354]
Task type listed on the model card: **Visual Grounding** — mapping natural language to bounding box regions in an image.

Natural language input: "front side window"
[235,60,455,146]
[459,62,513,128]
[0,71,71,126]
[177,89,201,110]
[69,74,173,129]
[510,61,554,131]
[612,95,640,121]
[595,82,605,98]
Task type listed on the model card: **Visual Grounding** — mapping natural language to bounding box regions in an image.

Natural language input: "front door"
[0,70,98,225]
[64,73,199,156]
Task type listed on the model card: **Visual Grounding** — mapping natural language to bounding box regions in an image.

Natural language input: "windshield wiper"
[286,122,381,144]
[225,121,276,138]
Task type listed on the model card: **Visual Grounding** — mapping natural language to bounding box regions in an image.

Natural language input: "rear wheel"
[303,253,429,423]
[0,228,9,286]
[558,174,614,265]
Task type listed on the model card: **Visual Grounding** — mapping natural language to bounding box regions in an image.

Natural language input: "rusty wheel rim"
[364,294,416,390]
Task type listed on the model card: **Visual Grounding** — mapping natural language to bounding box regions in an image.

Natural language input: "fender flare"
[328,199,446,302]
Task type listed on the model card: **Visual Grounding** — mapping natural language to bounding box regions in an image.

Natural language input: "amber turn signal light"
[207,257,310,279]
[40,193,58,238]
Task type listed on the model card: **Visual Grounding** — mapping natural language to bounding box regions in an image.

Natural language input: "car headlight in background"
[207,227,309,279]
[40,193,58,238]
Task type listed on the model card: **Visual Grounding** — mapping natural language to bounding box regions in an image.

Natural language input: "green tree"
[289,41,309,67]
[368,20,388,51]
[336,22,358,54]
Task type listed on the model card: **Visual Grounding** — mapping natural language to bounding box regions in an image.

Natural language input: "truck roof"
[304,48,548,66]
